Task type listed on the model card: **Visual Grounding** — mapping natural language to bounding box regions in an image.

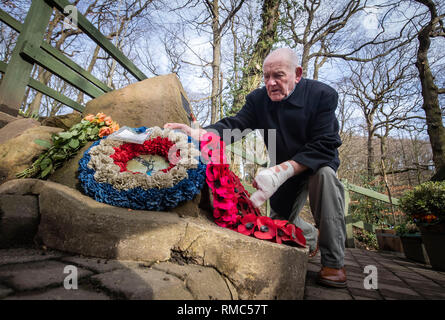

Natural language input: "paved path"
[306,248,445,300]
[0,246,444,300]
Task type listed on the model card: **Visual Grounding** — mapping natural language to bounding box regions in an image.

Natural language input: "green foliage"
[18,109,39,120]
[395,221,420,236]
[354,228,378,250]
[33,139,52,149]
[349,178,402,229]
[399,181,445,225]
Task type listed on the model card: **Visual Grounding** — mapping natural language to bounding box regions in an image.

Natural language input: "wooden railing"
[342,179,399,248]
[0,0,147,116]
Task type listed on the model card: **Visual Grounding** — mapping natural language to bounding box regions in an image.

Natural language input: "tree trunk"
[76,44,101,105]
[367,134,375,182]
[230,0,280,115]
[415,0,445,174]
[210,0,221,124]
[300,43,311,78]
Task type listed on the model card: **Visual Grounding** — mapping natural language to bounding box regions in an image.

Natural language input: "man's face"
[263,57,301,101]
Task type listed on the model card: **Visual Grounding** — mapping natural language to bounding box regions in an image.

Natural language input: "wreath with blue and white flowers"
[78,126,206,211]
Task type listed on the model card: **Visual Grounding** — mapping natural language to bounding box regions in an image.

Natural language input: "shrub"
[399,181,445,226]
[395,221,419,236]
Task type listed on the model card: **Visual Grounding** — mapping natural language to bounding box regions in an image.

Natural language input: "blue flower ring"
[78,126,207,211]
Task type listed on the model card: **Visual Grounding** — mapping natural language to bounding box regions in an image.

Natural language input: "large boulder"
[0,125,63,184]
[0,179,309,300]
[0,118,41,145]
[0,111,18,129]
[40,112,82,131]
[48,141,93,191]
[83,73,192,128]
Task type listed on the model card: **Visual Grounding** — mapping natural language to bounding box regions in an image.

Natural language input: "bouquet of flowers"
[17,112,119,179]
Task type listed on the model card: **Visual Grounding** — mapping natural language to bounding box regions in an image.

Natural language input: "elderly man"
[165,48,347,288]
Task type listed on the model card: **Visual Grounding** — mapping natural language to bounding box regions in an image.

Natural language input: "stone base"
[84,73,192,128]
[0,111,19,129]
[0,125,63,185]
[0,179,308,300]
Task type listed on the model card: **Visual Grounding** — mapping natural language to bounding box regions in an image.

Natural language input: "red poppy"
[213,197,238,212]
[210,148,227,164]
[200,144,214,163]
[237,194,260,216]
[274,220,290,244]
[110,138,176,173]
[206,164,230,182]
[254,216,277,240]
[215,187,237,201]
[280,223,306,247]
[200,132,226,164]
[200,132,223,148]
[237,214,258,236]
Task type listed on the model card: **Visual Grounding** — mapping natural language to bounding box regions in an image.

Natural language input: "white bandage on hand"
[250,161,295,208]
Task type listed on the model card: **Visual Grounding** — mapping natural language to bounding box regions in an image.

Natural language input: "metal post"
[343,180,355,248]
[0,0,52,116]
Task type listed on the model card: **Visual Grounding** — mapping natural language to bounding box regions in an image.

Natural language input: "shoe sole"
[317,277,347,288]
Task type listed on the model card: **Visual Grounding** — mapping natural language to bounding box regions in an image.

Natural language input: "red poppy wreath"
[200,132,306,247]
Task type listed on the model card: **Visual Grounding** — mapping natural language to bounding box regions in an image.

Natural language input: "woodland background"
[1,0,444,204]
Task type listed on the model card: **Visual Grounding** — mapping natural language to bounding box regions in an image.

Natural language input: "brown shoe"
[317,266,347,288]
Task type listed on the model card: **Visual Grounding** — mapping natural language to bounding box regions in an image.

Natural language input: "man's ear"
[295,66,303,83]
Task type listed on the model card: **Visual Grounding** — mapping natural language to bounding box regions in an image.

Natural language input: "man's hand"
[250,161,307,208]
[164,122,207,141]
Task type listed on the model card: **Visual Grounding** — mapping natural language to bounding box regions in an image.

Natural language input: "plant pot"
[419,224,445,271]
[376,229,404,253]
[400,233,429,264]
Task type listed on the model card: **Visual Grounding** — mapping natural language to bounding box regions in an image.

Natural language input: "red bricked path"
[0,246,444,300]
[306,248,445,300]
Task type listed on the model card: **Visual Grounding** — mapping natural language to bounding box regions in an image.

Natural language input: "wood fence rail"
[0,0,147,116]
[342,179,399,248]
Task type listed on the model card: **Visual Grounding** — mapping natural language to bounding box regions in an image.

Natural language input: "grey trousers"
[270,166,346,269]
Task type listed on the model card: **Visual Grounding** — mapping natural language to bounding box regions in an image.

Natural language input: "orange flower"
[96,112,107,122]
[84,114,95,122]
[110,122,120,132]
[98,126,112,137]
[104,116,113,126]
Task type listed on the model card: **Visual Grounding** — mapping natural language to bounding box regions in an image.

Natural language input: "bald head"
[263,48,299,72]
[262,48,303,101]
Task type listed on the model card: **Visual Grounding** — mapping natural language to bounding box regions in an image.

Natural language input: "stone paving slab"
[0,246,444,300]
[0,284,13,299]
[3,286,111,300]
[0,247,66,265]
[58,256,133,274]
[303,248,445,300]
[90,267,194,300]
[0,260,92,291]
